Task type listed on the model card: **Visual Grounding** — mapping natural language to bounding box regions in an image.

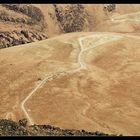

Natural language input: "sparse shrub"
[103,4,116,13]
[21,30,29,38]
[18,119,28,127]
[37,78,42,81]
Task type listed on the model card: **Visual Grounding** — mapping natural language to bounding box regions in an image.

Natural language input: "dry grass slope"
[0,31,140,135]
[0,4,140,136]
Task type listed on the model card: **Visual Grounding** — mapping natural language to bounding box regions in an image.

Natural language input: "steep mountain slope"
[0,4,140,49]
[0,32,140,136]
[0,4,48,49]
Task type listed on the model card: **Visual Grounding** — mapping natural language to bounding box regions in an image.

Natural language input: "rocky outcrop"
[54,4,90,33]
[0,119,29,136]
[103,4,116,13]
[0,30,47,49]
[0,119,122,136]
[0,11,30,25]
[2,4,44,22]
[0,4,48,49]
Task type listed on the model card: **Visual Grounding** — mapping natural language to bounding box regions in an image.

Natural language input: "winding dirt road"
[20,33,123,125]
[20,11,140,125]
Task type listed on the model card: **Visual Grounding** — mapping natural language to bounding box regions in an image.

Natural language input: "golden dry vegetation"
[0,4,140,136]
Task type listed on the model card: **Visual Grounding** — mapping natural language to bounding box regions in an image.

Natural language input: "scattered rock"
[0,30,48,49]
[0,119,122,136]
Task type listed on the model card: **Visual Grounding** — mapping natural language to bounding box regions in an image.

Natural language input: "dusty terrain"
[0,31,140,136]
[0,4,140,48]
[0,4,140,136]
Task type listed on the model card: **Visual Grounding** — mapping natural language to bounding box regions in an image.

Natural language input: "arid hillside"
[0,4,140,136]
[0,4,140,49]
[0,31,140,136]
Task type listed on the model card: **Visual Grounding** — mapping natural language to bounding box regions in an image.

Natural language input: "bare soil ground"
[0,31,140,135]
[0,4,140,136]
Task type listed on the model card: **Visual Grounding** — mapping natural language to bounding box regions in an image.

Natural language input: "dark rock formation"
[54,4,89,33]
[0,119,29,136]
[2,4,44,22]
[103,4,116,13]
[0,30,48,49]
[0,119,122,136]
